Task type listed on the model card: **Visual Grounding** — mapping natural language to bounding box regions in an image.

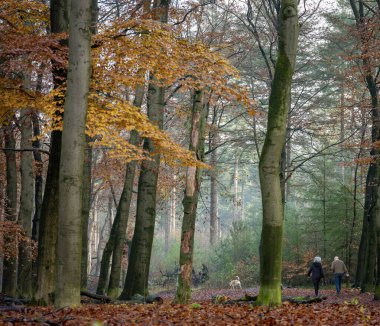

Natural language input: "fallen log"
[212,293,326,305]
[80,291,112,303]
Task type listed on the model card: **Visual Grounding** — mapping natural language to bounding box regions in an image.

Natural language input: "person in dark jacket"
[307,256,325,296]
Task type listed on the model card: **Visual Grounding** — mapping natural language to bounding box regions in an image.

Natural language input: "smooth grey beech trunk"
[35,0,68,305]
[174,90,207,304]
[257,0,299,306]
[80,0,98,291]
[55,0,93,308]
[17,108,34,298]
[2,124,17,297]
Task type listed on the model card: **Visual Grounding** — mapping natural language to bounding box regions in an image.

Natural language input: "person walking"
[331,256,349,295]
[307,256,324,297]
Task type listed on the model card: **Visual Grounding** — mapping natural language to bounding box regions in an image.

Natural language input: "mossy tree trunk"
[17,108,34,298]
[35,0,68,305]
[257,0,298,306]
[55,0,93,308]
[2,123,17,297]
[174,90,207,304]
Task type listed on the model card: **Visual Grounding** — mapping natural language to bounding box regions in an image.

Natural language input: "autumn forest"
[0,0,380,324]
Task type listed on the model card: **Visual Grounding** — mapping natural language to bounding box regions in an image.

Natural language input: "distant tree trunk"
[165,202,171,253]
[174,89,207,304]
[2,124,17,297]
[55,0,93,308]
[233,156,239,221]
[119,0,169,300]
[257,0,298,306]
[170,176,177,238]
[35,0,68,305]
[210,132,219,245]
[81,137,93,290]
[17,108,34,298]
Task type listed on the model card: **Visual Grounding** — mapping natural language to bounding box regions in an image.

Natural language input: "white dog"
[229,276,242,289]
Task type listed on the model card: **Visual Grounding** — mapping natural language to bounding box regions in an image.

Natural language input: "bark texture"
[55,0,93,308]
[174,90,207,303]
[257,0,298,306]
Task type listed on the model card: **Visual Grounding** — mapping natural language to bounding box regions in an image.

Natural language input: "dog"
[229,276,242,289]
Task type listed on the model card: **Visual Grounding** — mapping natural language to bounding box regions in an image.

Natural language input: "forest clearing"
[1,0,380,324]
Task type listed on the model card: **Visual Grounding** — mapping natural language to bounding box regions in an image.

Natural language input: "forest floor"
[1,287,379,325]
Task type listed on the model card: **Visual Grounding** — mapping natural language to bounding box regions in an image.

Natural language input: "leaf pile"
[1,288,379,325]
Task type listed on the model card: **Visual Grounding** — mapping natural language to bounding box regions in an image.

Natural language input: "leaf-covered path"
[1,288,379,325]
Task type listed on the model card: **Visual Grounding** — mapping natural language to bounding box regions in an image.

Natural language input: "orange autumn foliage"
[0,1,255,167]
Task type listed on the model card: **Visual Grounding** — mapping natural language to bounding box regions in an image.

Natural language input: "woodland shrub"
[209,220,260,288]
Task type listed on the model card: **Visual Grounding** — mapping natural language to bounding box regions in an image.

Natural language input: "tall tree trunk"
[349,0,380,298]
[174,90,207,303]
[257,0,298,306]
[31,111,43,242]
[81,0,98,291]
[35,0,68,305]
[17,108,34,298]
[55,0,93,308]
[31,69,44,242]
[2,124,18,297]
[118,0,169,300]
